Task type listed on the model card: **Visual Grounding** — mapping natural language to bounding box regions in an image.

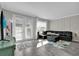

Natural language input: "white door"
[25,25,32,39]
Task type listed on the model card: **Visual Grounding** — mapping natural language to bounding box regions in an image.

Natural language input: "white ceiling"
[0,2,79,20]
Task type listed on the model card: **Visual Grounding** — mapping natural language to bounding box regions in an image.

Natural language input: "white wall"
[3,9,37,40]
[3,9,49,40]
[49,15,79,41]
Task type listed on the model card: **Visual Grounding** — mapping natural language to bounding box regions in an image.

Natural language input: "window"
[36,20,47,38]
[37,20,47,32]
[15,24,23,41]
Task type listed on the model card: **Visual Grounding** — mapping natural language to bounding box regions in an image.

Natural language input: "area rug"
[48,40,71,49]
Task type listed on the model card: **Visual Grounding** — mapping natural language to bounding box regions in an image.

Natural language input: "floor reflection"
[15,39,52,56]
[15,39,76,56]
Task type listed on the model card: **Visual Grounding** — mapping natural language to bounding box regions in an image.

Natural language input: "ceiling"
[0,2,79,20]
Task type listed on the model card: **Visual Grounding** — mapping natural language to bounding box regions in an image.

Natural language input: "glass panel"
[25,27,31,39]
[37,20,47,32]
[15,26,23,41]
[36,20,47,38]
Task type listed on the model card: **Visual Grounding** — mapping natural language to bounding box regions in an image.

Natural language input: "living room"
[0,2,79,56]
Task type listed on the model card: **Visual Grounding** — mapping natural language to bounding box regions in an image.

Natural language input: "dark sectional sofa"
[37,30,72,42]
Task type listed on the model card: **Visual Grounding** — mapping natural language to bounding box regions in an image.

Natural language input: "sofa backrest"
[43,30,72,41]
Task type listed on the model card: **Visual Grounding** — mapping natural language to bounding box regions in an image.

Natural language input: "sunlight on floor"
[37,40,49,48]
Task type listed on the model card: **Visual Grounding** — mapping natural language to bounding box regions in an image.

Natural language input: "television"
[0,11,4,40]
[0,10,12,41]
